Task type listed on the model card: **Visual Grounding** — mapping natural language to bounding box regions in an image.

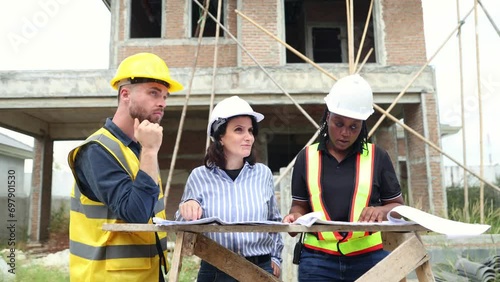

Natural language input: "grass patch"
[448,200,500,234]
[165,251,200,282]
[0,261,69,282]
[49,203,70,235]
[177,257,201,282]
[447,181,500,234]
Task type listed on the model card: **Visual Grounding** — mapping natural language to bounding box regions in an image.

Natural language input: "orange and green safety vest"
[68,127,167,281]
[303,142,383,256]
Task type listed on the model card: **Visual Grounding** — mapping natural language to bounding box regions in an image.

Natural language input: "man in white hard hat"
[68,53,183,282]
[284,74,405,281]
[176,96,284,281]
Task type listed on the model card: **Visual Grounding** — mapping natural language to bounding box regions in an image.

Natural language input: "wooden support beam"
[357,234,432,282]
[168,232,186,282]
[192,232,279,281]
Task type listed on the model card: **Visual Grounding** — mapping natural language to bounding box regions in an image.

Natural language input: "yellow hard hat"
[110,52,184,92]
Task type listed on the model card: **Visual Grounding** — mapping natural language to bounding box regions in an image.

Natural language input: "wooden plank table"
[103,223,435,282]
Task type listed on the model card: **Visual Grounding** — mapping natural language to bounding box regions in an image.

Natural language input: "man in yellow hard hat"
[67,53,183,282]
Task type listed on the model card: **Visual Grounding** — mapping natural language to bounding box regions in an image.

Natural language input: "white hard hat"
[324,74,374,120]
[207,96,264,137]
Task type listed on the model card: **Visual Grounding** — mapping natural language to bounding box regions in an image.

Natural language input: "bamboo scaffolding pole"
[373,102,500,193]
[456,0,469,221]
[473,0,485,223]
[164,0,211,205]
[368,7,475,138]
[346,0,355,73]
[355,48,373,75]
[205,0,223,150]
[354,0,373,73]
[234,10,338,81]
[194,1,319,130]
[236,8,500,194]
[478,0,500,37]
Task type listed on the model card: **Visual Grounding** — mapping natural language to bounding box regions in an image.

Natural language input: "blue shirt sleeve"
[265,169,284,266]
[174,167,203,221]
[74,143,160,223]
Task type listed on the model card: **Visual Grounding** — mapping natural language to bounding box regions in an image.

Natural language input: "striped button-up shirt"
[176,162,284,266]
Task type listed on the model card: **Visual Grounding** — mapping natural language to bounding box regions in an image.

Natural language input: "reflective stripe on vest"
[303,143,383,256]
[68,127,167,281]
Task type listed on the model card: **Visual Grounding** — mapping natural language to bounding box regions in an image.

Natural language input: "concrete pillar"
[403,92,447,217]
[29,135,53,242]
[279,167,298,282]
[371,124,400,178]
[255,132,269,165]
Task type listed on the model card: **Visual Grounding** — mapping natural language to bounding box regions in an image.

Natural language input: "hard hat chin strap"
[211,118,227,137]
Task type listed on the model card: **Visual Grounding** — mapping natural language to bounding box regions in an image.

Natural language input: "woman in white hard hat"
[176,96,284,281]
[283,74,405,281]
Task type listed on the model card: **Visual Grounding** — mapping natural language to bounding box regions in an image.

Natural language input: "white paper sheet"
[293,211,417,228]
[293,206,491,236]
[154,206,491,238]
[388,205,491,237]
[153,217,288,226]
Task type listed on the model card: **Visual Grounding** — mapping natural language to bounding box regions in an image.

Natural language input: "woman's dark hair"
[204,115,259,168]
[318,107,369,154]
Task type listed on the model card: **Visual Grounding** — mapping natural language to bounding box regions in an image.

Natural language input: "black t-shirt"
[224,168,242,181]
[291,142,402,221]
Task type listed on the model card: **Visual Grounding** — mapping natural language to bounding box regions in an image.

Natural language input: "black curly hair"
[318,108,369,154]
[204,115,259,168]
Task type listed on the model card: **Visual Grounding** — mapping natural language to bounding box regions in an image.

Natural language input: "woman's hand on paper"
[283,212,302,223]
[179,200,203,221]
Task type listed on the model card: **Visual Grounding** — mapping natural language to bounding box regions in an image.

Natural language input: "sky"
[0,0,499,169]
[0,0,110,171]
[420,0,500,166]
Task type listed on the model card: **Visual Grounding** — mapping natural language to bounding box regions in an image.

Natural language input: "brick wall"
[165,0,186,39]
[239,0,281,66]
[423,92,447,216]
[372,125,399,176]
[115,0,239,68]
[117,44,237,68]
[115,0,427,67]
[381,0,427,65]
[404,92,446,217]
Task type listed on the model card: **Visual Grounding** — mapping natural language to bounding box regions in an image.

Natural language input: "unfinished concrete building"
[0,0,446,242]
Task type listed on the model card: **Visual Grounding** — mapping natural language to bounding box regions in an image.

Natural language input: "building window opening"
[284,0,376,64]
[312,27,342,62]
[267,134,306,173]
[191,0,225,37]
[130,0,162,38]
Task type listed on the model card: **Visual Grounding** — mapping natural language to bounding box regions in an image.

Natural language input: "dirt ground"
[47,232,69,253]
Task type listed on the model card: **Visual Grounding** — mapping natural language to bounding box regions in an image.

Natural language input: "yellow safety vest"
[68,127,168,281]
[303,143,383,256]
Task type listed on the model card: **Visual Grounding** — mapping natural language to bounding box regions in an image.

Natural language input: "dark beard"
[129,106,162,124]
